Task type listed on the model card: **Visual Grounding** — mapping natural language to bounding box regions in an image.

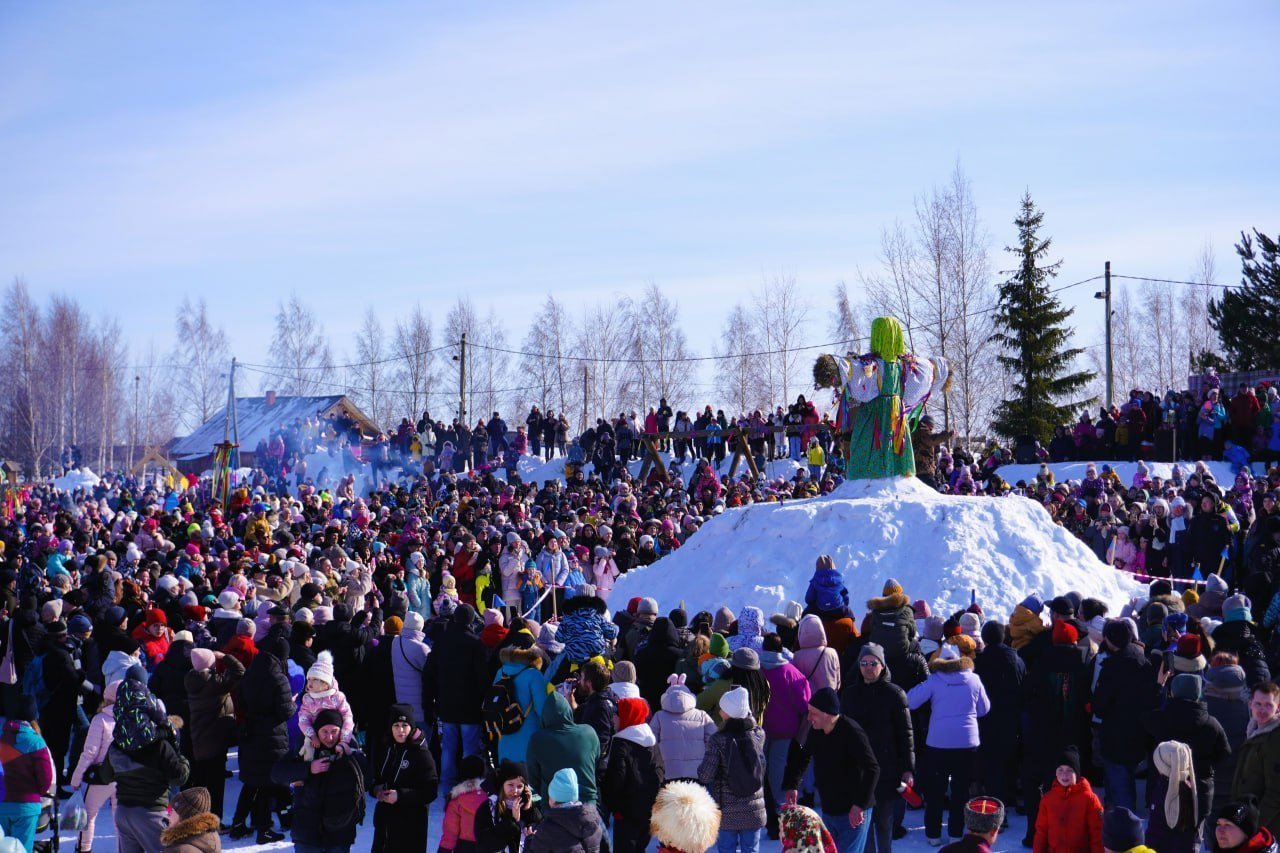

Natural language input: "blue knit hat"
[1019,594,1044,615]
[548,767,579,803]
[1224,594,1252,622]
[1163,611,1188,634]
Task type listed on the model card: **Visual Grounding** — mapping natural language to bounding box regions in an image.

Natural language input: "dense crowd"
[11,385,1280,853]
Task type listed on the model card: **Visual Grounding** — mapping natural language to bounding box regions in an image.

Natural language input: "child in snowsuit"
[112,667,176,754]
[558,593,621,664]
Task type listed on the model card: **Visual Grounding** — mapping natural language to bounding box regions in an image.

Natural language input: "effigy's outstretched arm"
[842,356,881,404]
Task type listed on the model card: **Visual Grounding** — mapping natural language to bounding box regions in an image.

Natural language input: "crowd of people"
[13,381,1280,853]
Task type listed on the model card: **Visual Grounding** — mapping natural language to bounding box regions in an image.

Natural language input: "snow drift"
[996,459,1238,487]
[612,476,1139,621]
[51,467,101,492]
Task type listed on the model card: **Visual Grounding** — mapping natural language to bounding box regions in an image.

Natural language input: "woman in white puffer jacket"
[651,674,717,782]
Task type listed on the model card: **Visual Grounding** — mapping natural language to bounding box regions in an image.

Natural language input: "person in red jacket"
[1034,747,1103,853]
[1232,385,1264,448]
[131,608,173,669]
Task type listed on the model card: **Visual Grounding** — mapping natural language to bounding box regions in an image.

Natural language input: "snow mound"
[51,467,101,492]
[996,460,1239,487]
[612,476,1139,621]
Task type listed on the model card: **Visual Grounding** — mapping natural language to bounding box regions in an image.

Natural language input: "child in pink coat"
[297,651,354,758]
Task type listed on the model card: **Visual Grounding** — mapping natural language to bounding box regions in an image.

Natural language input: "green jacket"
[526,692,601,805]
[1233,717,1280,834]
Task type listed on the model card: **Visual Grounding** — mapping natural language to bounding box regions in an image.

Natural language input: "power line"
[238,342,454,373]
[1111,274,1242,290]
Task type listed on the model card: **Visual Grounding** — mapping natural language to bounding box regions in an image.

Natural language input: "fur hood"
[564,595,609,615]
[498,645,545,668]
[866,592,910,612]
[449,776,486,799]
[159,811,220,846]
[928,654,974,673]
[650,779,721,853]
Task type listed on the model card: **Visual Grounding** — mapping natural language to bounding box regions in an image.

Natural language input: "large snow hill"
[612,476,1139,620]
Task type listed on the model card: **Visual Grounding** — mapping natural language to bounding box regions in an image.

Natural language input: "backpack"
[725,731,764,798]
[482,665,531,743]
[868,608,911,658]
[22,654,52,710]
[320,752,367,831]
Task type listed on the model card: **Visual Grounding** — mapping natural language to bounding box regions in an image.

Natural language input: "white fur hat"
[649,780,721,853]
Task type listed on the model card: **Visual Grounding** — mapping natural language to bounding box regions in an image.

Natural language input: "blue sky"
[2,1,1276,379]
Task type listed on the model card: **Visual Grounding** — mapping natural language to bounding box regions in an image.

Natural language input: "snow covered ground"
[49,468,101,492]
[66,746,1034,851]
[613,475,1140,620]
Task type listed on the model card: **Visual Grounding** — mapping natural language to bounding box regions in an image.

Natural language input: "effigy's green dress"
[845,359,916,479]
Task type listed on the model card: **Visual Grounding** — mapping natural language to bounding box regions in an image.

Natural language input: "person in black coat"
[271,706,372,852]
[601,696,660,853]
[973,621,1026,810]
[1020,618,1093,845]
[1092,620,1161,813]
[316,602,380,727]
[370,704,439,853]
[148,638,193,732]
[633,617,684,709]
[782,687,880,850]
[1143,672,1232,824]
[422,604,491,794]
[34,620,85,792]
[841,643,914,853]
[231,634,295,843]
[475,760,544,853]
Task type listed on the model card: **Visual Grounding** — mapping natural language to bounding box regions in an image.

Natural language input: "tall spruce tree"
[1208,229,1280,370]
[990,192,1094,443]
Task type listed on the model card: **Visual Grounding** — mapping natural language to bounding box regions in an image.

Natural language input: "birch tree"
[267,293,333,395]
[172,297,231,432]
[393,304,437,422]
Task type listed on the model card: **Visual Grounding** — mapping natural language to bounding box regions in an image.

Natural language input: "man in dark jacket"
[272,707,371,853]
[231,634,294,843]
[572,661,617,784]
[973,621,1025,810]
[185,648,244,827]
[1092,620,1161,812]
[102,726,190,853]
[841,643,914,853]
[783,687,880,853]
[422,604,490,793]
[34,619,88,792]
[1144,672,1232,823]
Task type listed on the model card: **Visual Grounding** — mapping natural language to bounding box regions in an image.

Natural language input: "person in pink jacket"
[297,651,354,758]
[760,634,813,829]
[71,680,120,853]
[791,614,842,695]
[440,754,489,852]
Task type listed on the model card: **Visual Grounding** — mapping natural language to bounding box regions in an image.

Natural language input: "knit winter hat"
[858,643,886,667]
[980,620,1006,648]
[484,609,505,627]
[190,648,216,672]
[1206,573,1230,594]
[459,754,487,782]
[548,767,579,803]
[313,707,344,731]
[383,616,402,636]
[1217,798,1263,839]
[537,623,564,655]
[963,797,1005,835]
[1224,594,1252,622]
[719,686,753,720]
[612,660,637,683]
[637,597,659,616]
[1102,619,1133,650]
[307,650,335,686]
[808,687,841,716]
[1182,589,1200,607]
[236,618,255,637]
[912,600,931,620]
[169,787,211,821]
[403,612,425,633]
[617,697,649,730]
[709,633,730,658]
[1018,594,1045,615]
[145,608,167,626]
[67,613,93,636]
[1052,620,1079,646]
[1171,672,1204,701]
[1102,806,1144,852]
[882,578,903,596]
[731,647,760,671]
[950,634,978,658]
[1164,611,1189,635]
[921,616,946,643]
[388,704,414,726]
[958,612,982,637]
[1049,596,1075,618]
[495,759,527,786]
[1056,746,1082,776]
[815,554,835,571]
[217,590,240,611]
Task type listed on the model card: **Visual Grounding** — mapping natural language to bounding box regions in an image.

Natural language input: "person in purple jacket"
[760,633,812,837]
[907,644,991,847]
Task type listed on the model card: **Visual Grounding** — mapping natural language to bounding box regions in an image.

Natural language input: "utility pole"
[457,334,467,424]
[1104,261,1113,409]
[131,374,140,470]
[229,357,239,448]
[581,365,588,433]
[1094,261,1114,410]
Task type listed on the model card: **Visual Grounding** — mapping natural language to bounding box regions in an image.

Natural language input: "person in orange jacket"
[1034,746,1103,853]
